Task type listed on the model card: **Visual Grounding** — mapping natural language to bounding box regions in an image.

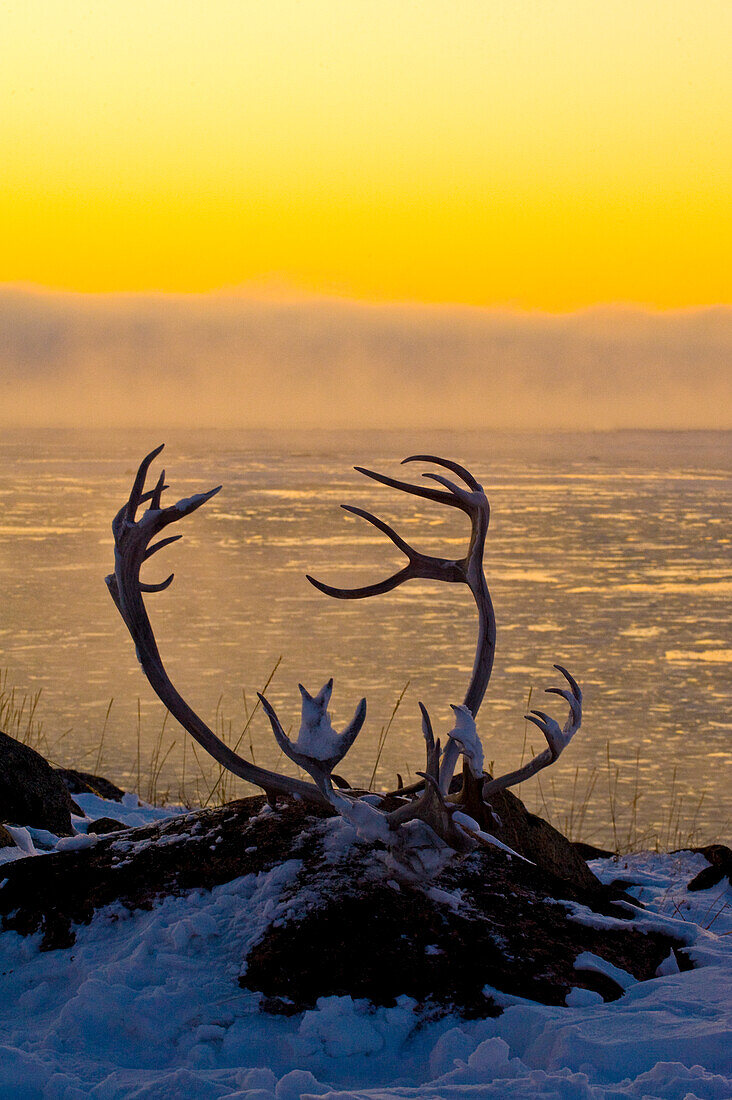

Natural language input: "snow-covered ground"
[0,796,730,1099]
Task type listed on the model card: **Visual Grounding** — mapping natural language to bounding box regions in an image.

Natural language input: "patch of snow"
[565,987,605,1007]
[0,825,37,864]
[555,898,636,931]
[330,794,391,845]
[24,825,59,850]
[4,794,188,867]
[293,681,343,762]
[55,832,99,852]
[74,791,181,829]
[318,816,360,862]
[656,950,681,977]
[425,886,463,912]
[574,951,637,990]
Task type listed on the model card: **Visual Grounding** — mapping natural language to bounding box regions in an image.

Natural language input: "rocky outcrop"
[241,826,683,1016]
[55,768,124,802]
[86,816,126,835]
[0,796,686,1017]
[0,731,78,835]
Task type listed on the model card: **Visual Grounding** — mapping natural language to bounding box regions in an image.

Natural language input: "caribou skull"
[107,447,582,867]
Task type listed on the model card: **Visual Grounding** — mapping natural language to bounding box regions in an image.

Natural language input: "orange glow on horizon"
[1,1,730,309]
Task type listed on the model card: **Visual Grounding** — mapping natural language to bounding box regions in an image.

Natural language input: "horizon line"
[2,282,731,319]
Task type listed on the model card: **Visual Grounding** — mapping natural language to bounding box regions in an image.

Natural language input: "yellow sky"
[1,1,730,309]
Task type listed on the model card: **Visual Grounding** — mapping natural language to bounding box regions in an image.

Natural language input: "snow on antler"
[257,680,366,797]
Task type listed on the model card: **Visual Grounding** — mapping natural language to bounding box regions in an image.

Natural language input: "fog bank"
[1,290,729,429]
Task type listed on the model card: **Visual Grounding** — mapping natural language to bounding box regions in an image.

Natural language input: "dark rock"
[55,769,125,802]
[573,841,616,861]
[484,786,601,891]
[86,817,127,835]
[0,795,308,950]
[0,730,76,835]
[0,823,15,848]
[681,844,732,891]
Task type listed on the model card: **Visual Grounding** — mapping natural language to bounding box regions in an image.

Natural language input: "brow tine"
[354,466,462,509]
[402,454,481,491]
[341,505,416,559]
[306,564,414,600]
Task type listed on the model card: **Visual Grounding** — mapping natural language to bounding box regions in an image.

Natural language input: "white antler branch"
[482,666,582,797]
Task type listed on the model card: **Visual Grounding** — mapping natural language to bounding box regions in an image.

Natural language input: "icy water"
[0,428,729,848]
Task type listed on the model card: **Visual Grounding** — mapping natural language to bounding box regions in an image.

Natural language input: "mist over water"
[1,291,730,431]
[0,427,729,848]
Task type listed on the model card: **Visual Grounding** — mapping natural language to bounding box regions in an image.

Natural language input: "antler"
[257,679,367,797]
[108,447,585,879]
[383,703,476,853]
[483,666,582,796]
[307,455,495,802]
[106,445,331,805]
[307,455,495,718]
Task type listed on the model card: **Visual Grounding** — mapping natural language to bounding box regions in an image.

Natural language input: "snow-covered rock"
[0,795,729,1099]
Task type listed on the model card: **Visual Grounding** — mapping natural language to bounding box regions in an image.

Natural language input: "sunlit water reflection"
[0,429,729,848]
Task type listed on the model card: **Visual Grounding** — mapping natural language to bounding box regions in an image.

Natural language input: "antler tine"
[545,666,582,726]
[341,505,417,559]
[258,693,306,769]
[306,502,457,600]
[139,485,168,506]
[144,534,183,561]
[336,696,368,759]
[402,454,481,492]
[553,664,582,700]
[306,565,414,601]
[418,700,436,751]
[482,665,583,797]
[354,465,464,510]
[385,708,473,851]
[311,456,495,721]
[421,472,477,507]
[258,688,367,800]
[149,468,166,511]
[125,443,165,524]
[140,574,175,594]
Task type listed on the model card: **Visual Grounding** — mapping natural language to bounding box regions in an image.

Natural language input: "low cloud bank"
[1,289,729,429]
